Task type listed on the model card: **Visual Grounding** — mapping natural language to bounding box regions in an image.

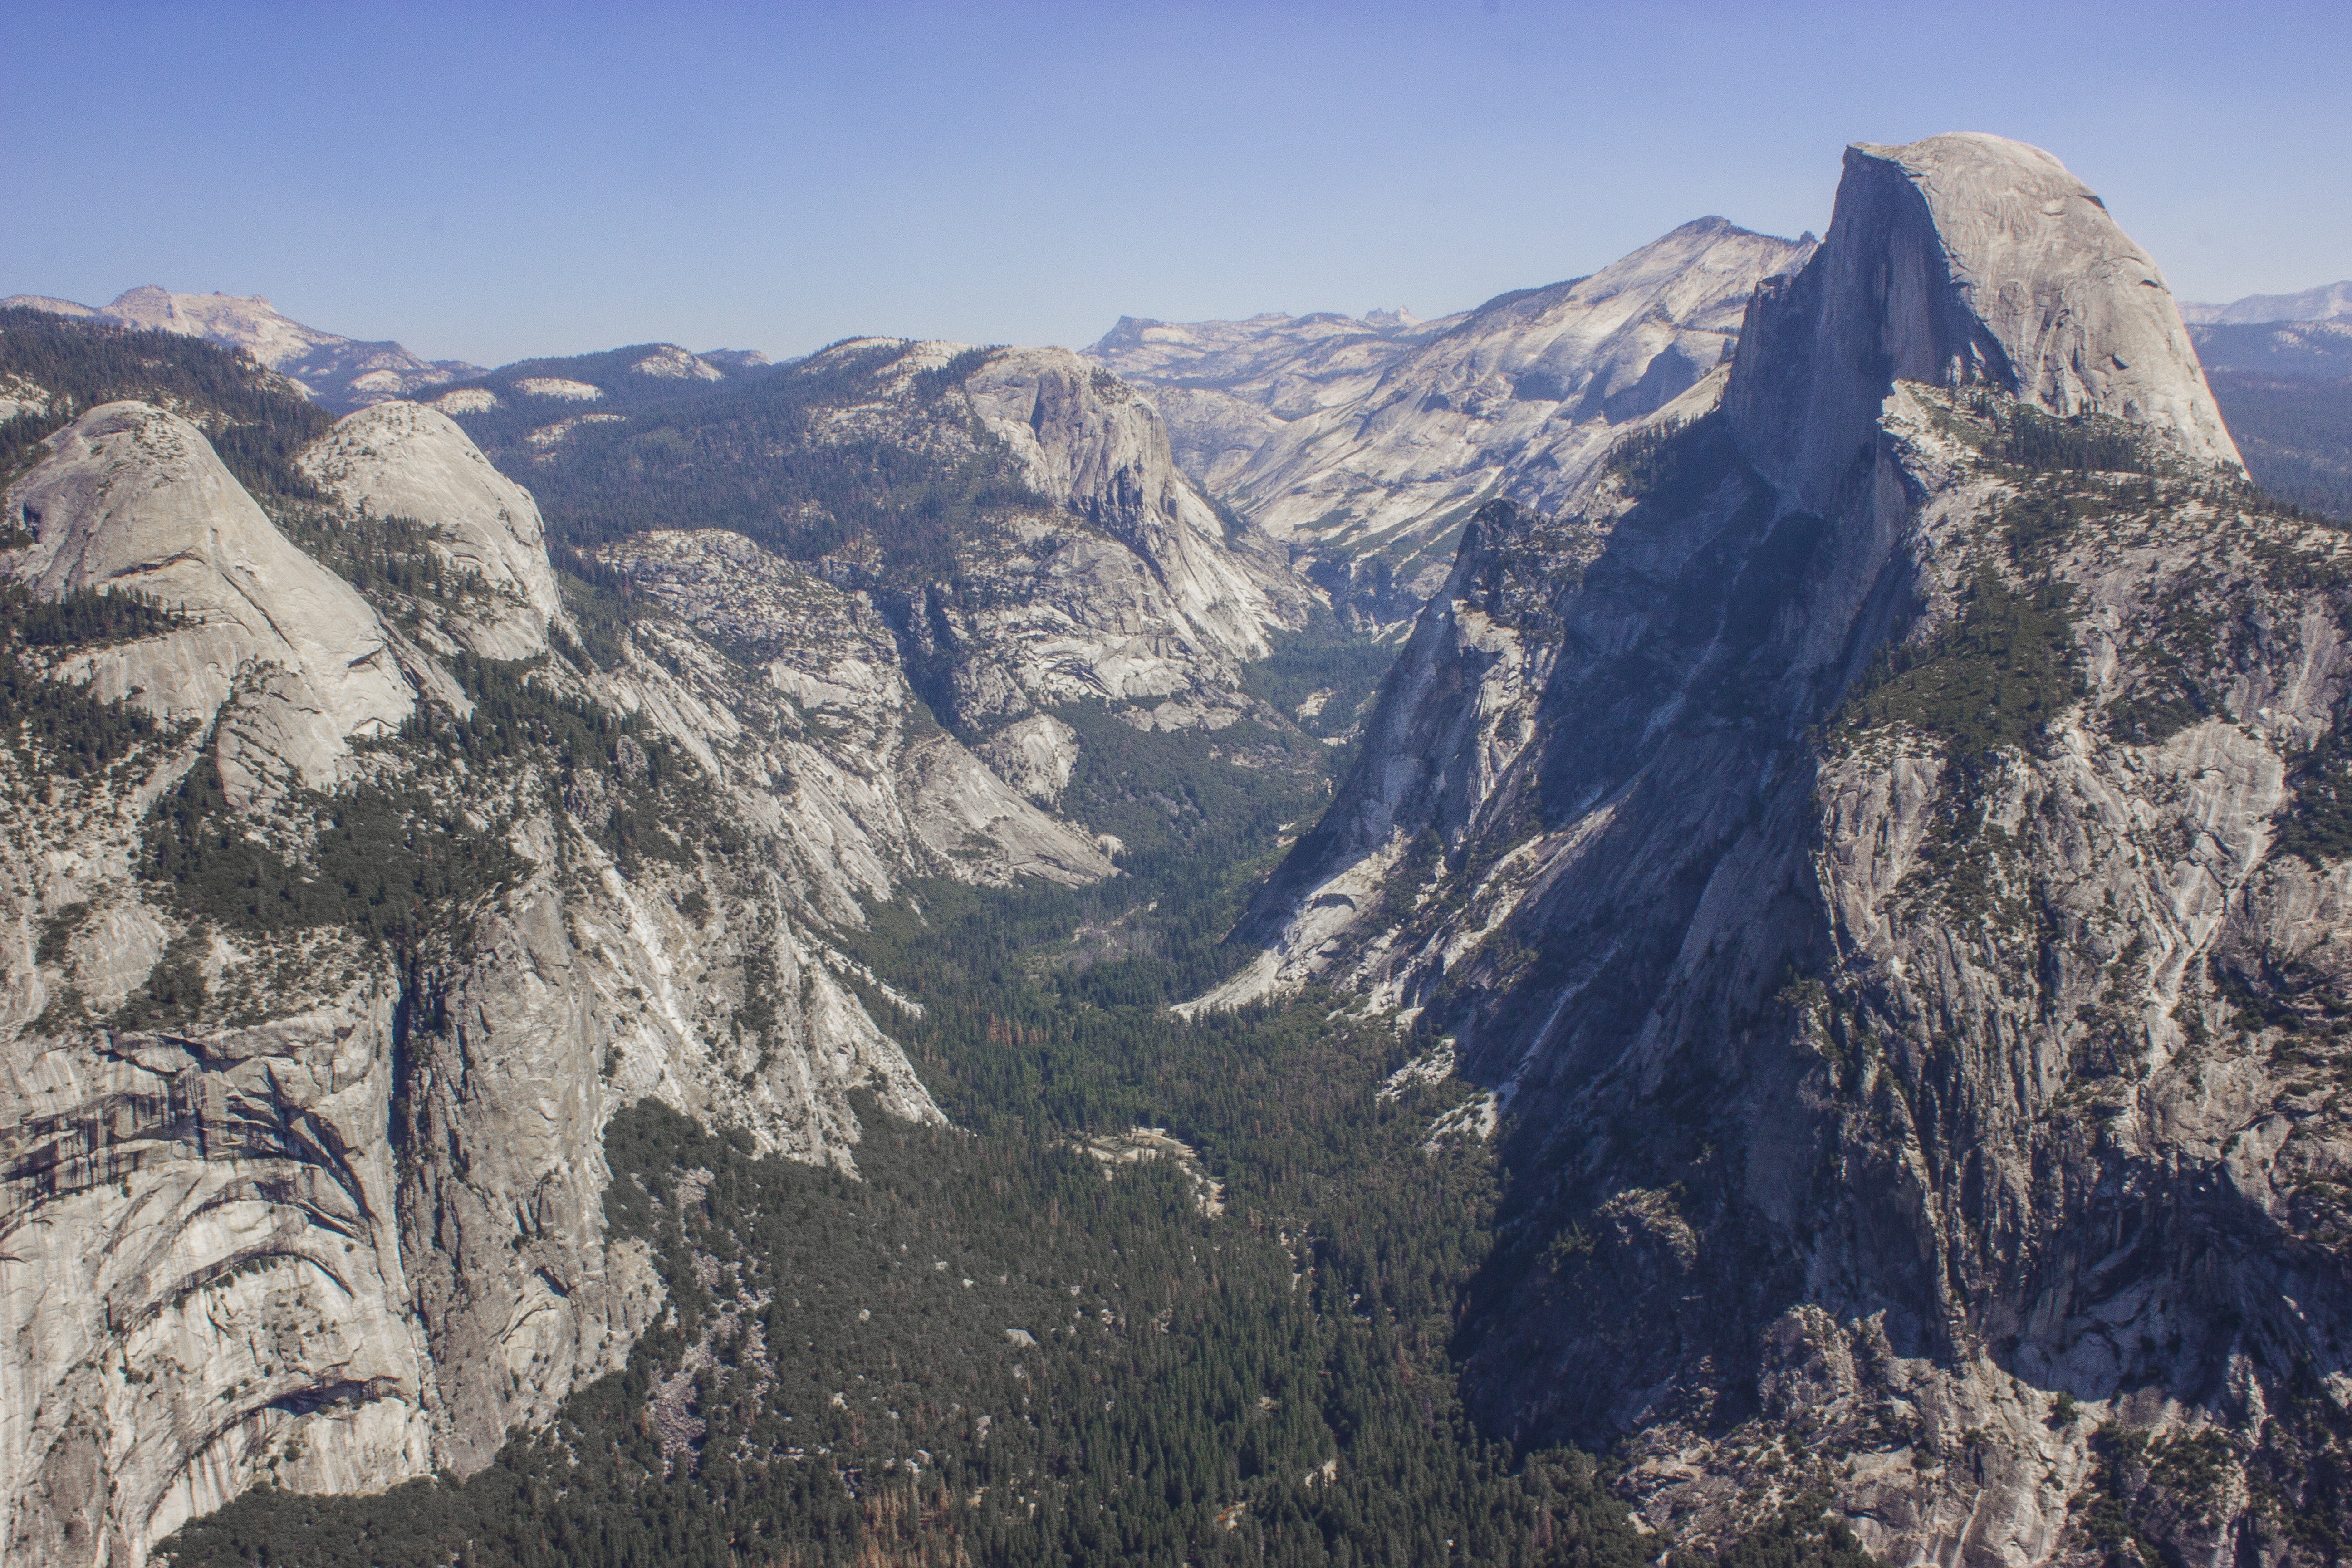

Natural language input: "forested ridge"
[435,342,1041,583]
[0,306,333,498]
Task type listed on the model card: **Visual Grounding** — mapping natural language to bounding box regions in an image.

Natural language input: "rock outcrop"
[1091,219,1816,624]
[596,526,1117,890]
[0,383,1139,1563]
[960,347,1305,667]
[1725,132,2239,503]
[3,401,414,801]
[639,338,1320,733]
[1213,133,2352,1564]
[296,401,563,658]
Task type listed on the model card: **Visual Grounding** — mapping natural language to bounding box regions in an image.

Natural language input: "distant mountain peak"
[1090,216,1815,628]
[0,284,479,412]
[1729,129,2241,492]
[2180,279,2352,325]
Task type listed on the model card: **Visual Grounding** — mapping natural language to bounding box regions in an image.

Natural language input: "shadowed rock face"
[1091,218,1816,625]
[1213,134,2352,1565]
[1727,132,2240,509]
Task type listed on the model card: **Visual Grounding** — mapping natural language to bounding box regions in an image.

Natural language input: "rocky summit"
[1218,131,2350,1565]
[3,130,2351,1568]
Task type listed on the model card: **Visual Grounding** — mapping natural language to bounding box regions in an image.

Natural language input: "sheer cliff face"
[1091,220,1815,624]
[1726,133,2239,507]
[0,385,1131,1562]
[792,339,1313,729]
[1223,134,2352,1565]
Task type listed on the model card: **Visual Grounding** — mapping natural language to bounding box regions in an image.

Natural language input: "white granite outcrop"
[2,402,414,802]
[297,401,563,658]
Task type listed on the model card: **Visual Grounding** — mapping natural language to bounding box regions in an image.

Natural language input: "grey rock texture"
[0,391,1145,1561]
[962,347,1305,669]
[976,714,1081,806]
[0,983,444,1566]
[789,339,1313,729]
[2,402,415,802]
[1215,134,2352,1565]
[1084,309,1434,496]
[1725,132,2240,504]
[296,401,563,658]
[1091,219,1815,624]
[595,527,1115,890]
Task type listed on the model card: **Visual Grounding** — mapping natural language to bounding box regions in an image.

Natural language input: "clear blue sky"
[5,0,2346,368]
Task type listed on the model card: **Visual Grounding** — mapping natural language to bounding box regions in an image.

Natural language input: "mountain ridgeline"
[0,129,2349,1568]
[1213,132,2352,1566]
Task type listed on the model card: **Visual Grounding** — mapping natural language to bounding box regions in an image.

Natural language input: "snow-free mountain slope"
[0,287,483,413]
[1214,132,2349,1564]
[0,320,1229,1562]
[1086,309,1446,495]
[1092,218,1815,623]
[2180,279,2352,324]
[3,401,414,800]
[2192,317,2352,379]
[439,336,1315,734]
[296,400,563,659]
[1727,131,2240,498]
[2192,318,2352,521]
[958,344,1308,666]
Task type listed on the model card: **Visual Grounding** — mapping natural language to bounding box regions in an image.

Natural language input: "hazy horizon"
[6,0,2347,368]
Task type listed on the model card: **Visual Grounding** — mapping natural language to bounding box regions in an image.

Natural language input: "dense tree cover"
[1605,412,1741,513]
[74,320,1897,1564]
[161,1001,1679,1568]
[1972,397,2148,475]
[436,341,1050,584]
[271,505,471,607]
[2207,371,2352,522]
[2191,323,2352,382]
[1835,573,2082,760]
[1,581,181,646]
[147,630,1823,1568]
[0,308,331,498]
[0,583,176,779]
[139,745,524,949]
[1239,605,1399,745]
[142,649,702,948]
[2274,714,2352,865]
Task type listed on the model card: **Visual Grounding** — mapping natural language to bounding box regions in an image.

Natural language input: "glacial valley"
[2,129,2351,1568]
